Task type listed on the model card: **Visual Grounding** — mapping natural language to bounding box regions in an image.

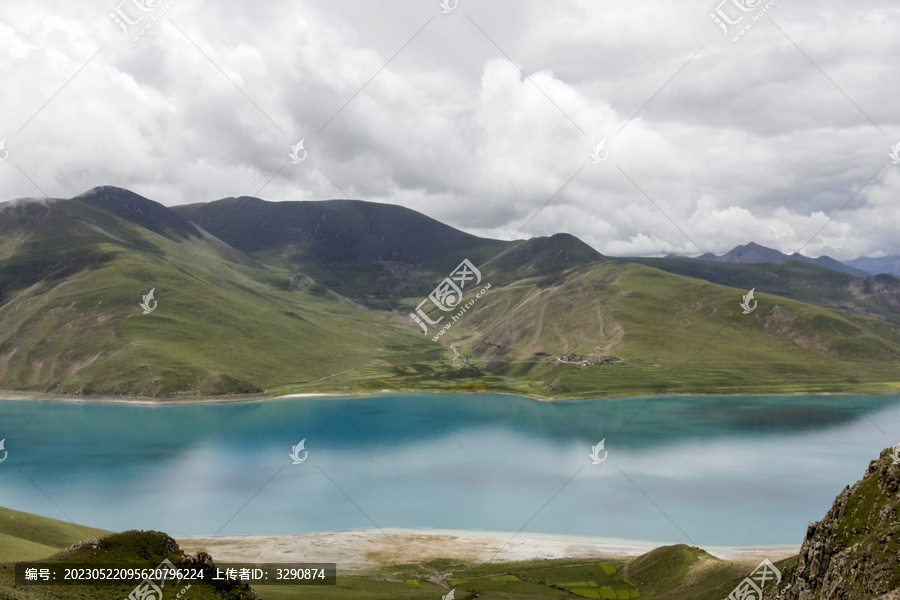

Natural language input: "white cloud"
[0,0,898,259]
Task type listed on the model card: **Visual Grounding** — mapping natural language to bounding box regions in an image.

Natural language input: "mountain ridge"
[692,241,870,276]
[848,255,900,277]
[1,186,899,398]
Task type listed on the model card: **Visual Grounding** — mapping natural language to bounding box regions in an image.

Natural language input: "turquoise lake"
[1,393,898,546]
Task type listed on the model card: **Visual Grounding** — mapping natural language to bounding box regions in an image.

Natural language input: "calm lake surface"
[1,393,899,546]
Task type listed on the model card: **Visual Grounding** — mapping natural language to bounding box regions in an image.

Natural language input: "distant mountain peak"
[172,195,502,267]
[74,186,201,240]
[75,184,143,198]
[0,196,60,214]
[718,242,791,263]
[483,231,604,283]
[701,242,867,276]
[846,254,900,276]
[736,241,768,250]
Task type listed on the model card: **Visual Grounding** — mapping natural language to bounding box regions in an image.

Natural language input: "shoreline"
[0,387,890,406]
[174,528,801,571]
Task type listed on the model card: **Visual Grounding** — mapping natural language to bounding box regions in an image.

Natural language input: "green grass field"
[0,507,110,562]
[0,507,795,600]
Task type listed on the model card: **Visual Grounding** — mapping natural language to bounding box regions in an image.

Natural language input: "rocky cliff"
[779,446,900,600]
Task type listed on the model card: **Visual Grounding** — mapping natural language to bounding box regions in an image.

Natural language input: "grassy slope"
[0,506,110,562]
[171,197,507,307]
[0,509,795,600]
[1,193,899,399]
[464,260,900,394]
[0,198,435,396]
[273,259,900,399]
[253,548,795,600]
[619,257,900,325]
[0,530,258,600]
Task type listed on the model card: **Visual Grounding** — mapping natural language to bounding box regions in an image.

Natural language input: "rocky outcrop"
[778,447,900,599]
[847,274,900,313]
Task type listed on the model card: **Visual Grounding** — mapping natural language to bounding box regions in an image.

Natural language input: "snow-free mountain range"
[667,242,900,277]
[0,186,898,398]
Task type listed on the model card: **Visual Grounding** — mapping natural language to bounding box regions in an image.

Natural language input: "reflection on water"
[0,393,897,545]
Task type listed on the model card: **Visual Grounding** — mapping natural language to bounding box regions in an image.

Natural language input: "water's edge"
[0,388,883,406]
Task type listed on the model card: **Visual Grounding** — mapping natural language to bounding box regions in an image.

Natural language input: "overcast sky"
[0,0,897,259]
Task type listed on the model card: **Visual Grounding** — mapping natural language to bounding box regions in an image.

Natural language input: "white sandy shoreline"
[0,391,358,405]
[175,528,800,572]
[0,388,875,407]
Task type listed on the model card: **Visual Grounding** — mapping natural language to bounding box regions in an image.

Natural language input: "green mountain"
[0,187,899,398]
[0,187,434,396]
[171,196,506,307]
[619,256,900,325]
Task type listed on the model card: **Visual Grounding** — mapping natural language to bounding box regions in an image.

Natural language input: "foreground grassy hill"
[0,507,786,600]
[0,527,259,600]
[0,507,110,563]
[1,187,899,398]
